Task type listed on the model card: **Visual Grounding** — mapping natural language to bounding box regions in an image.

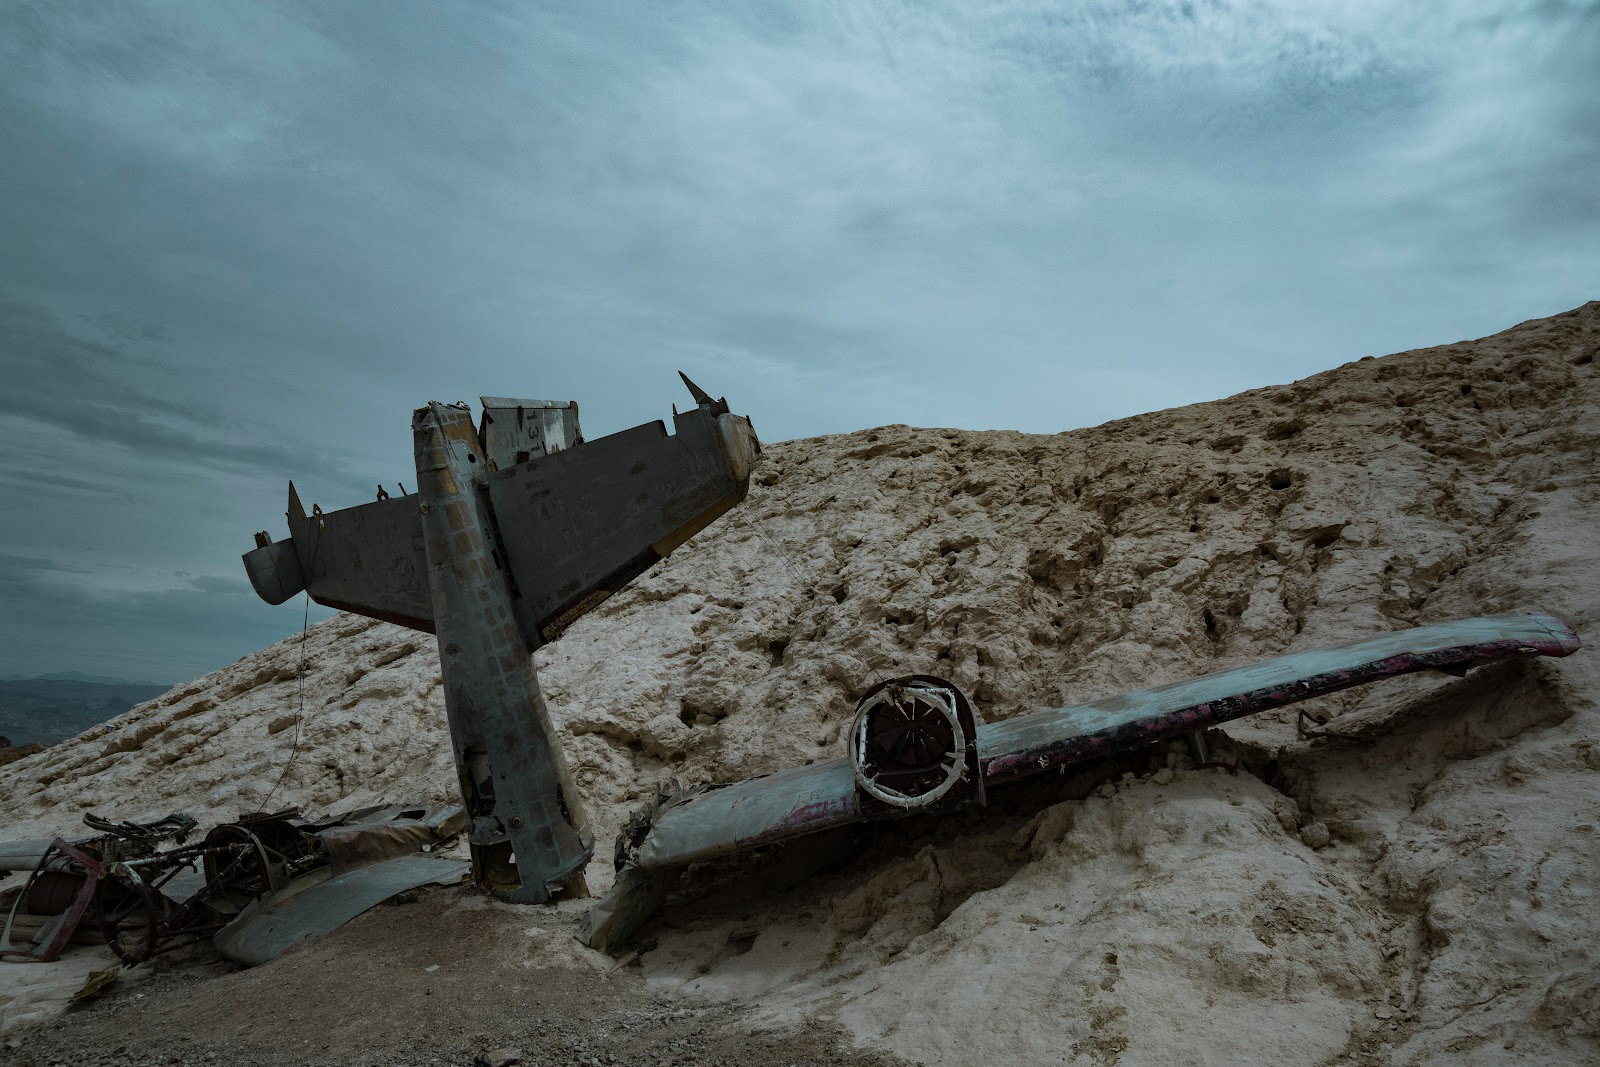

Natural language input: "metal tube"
[412,402,591,902]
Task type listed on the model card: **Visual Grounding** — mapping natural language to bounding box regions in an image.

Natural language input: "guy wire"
[259,533,320,813]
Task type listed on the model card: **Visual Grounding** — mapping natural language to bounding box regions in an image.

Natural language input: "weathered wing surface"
[634,610,1579,869]
[242,403,758,646]
[213,853,469,966]
[287,490,433,630]
[488,408,757,644]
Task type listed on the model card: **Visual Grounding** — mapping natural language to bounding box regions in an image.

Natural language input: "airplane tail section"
[243,380,761,651]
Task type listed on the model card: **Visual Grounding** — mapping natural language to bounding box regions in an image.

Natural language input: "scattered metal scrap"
[1,804,466,966]
[579,610,1581,949]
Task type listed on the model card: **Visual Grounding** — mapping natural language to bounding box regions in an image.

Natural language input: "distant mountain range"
[0,676,171,748]
[1,671,169,686]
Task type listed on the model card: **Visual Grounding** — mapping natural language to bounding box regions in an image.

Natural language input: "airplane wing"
[578,609,1579,949]
[487,408,756,643]
[623,610,1580,871]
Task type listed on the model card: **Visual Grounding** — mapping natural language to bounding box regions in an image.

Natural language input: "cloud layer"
[1,0,1596,680]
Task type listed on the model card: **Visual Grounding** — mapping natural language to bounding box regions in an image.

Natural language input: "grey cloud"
[0,0,1595,682]
[0,298,372,489]
[0,554,330,682]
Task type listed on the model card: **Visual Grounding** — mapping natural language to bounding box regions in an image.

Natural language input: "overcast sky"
[1,1,1596,683]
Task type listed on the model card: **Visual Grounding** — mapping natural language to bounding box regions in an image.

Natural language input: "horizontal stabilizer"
[489,405,759,644]
[243,400,759,647]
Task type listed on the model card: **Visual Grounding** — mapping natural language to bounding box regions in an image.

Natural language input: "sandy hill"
[3,302,1597,1066]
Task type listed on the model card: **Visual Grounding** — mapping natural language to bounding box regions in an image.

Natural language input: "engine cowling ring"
[849,675,983,814]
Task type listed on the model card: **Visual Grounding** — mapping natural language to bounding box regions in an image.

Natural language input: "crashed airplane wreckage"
[2,378,1581,966]
[1,376,762,970]
[238,377,1576,950]
[242,375,761,907]
[582,610,1581,947]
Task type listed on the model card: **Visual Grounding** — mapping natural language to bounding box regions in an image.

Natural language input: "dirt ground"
[1,886,908,1067]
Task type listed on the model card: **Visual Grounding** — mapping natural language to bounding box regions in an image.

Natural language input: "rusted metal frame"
[981,633,1576,784]
[5,839,103,963]
[100,840,254,964]
[413,402,591,903]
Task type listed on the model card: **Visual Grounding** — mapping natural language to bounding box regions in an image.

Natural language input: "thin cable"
[258,528,322,813]
[257,587,313,813]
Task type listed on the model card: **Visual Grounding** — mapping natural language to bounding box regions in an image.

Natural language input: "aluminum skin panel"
[286,491,433,631]
[488,407,752,644]
[241,540,305,606]
[632,611,1579,870]
[213,853,469,966]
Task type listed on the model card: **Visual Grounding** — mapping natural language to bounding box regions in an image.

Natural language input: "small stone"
[478,1049,523,1067]
[1300,822,1331,849]
[1375,1009,1393,1020]
[1152,768,1174,786]
[1094,783,1116,799]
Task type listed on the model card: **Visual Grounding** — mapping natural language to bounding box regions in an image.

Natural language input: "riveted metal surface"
[487,407,758,644]
[630,612,1580,870]
[413,402,591,901]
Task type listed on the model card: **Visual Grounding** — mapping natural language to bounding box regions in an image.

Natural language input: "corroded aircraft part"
[850,676,984,813]
[488,404,759,644]
[1,807,468,966]
[577,610,1581,949]
[413,401,592,902]
[241,390,761,647]
[243,377,761,907]
[241,538,304,607]
[478,397,582,468]
[214,852,469,966]
[977,610,1578,783]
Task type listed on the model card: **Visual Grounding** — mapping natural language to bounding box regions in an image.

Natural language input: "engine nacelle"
[849,675,985,818]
